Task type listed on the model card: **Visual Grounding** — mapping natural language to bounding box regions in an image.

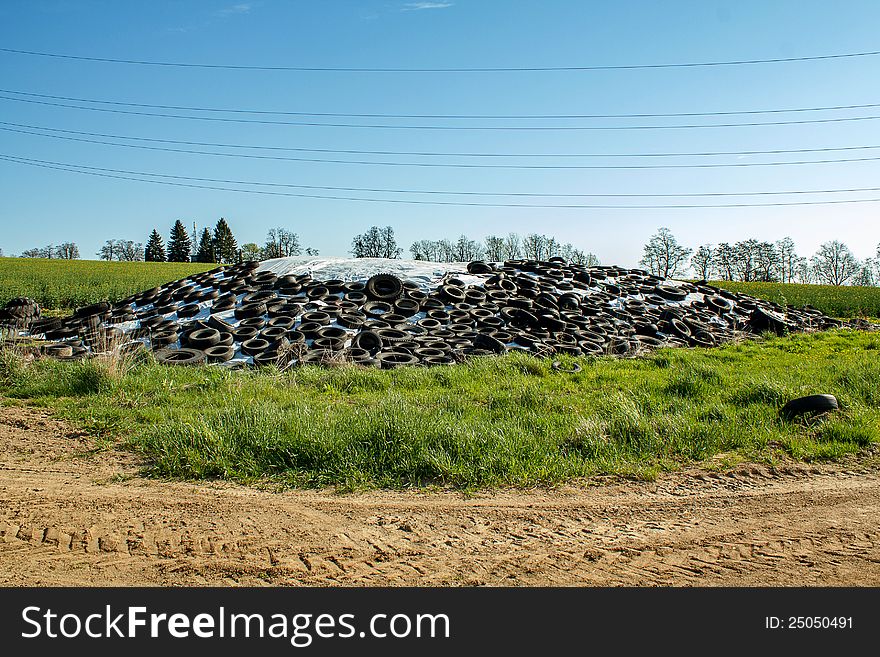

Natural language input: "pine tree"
[195,228,216,263]
[144,229,166,262]
[167,220,192,262]
[213,217,238,264]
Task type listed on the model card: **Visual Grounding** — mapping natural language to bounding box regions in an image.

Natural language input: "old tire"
[781,394,839,419]
[154,347,206,366]
[365,274,404,302]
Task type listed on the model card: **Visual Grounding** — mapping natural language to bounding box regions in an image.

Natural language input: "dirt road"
[1,404,878,586]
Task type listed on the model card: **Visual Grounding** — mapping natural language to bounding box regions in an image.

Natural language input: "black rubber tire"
[551,360,582,373]
[376,351,419,369]
[234,302,267,320]
[352,330,383,354]
[781,394,839,419]
[233,326,260,342]
[363,301,393,318]
[241,338,270,356]
[473,333,506,354]
[365,274,404,302]
[240,316,268,330]
[252,350,284,368]
[302,311,332,326]
[74,301,110,318]
[312,337,346,351]
[439,285,466,303]
[44,343,74,358]
[467,260,494,275]
[211,298,236,313]
[205,345,235,363]
[337,313,366,329]
[393,298,420,317]
[151,330,179,348]
[654,285,688,302]
[185,328,221,349]
[300,349,336,365]
[154,347,206,366]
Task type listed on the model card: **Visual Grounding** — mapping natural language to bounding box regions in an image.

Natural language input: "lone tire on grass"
[781,394,839,419]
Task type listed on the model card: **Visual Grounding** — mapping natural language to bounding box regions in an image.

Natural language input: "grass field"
[1,330,877,491]
[0,258,214,311]
[708,280,880,319]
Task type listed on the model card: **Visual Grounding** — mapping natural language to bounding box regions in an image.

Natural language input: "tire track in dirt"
[1,404,878,586]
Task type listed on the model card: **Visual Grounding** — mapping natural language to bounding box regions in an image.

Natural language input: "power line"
[2,45,880,72]
[4,94,880,130]
[6,120,880,159]
[6,153,880,198]
[4,87,880,119]
[3,154,880,209]
[7,124,880,170]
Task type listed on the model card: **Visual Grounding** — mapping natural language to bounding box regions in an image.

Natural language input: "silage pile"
[3,257,850,368]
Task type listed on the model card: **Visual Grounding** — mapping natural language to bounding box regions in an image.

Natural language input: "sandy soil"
[1,404,878,586]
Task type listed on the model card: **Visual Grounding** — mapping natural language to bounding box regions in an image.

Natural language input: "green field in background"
[707,281,880,319]
[0,258,215,310]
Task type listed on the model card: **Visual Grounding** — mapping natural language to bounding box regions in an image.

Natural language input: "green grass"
[1,330,877,491]
[0,258,215,311]
[707,280,880,319]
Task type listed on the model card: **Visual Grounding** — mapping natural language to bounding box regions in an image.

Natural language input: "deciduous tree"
[811,240,859,286]
[640,227,692,278]
[351,226,401,259]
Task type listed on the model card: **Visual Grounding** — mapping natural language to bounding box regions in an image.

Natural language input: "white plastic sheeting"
[256,256,486,291]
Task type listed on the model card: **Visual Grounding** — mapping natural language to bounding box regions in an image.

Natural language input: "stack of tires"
[17,259,858,368]
[0,297,41,329]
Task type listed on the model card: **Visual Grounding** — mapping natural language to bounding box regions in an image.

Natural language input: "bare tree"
[453,235,485,262]
[690,245,714,280]
[811,240,860,285]
[713,243,735,281]
[305,247,320,256]
[484,235,505,261]
[754,241,780,281]
[523,234,552,260]
[117,240,144,261]
[577,251,601,267]
[640,227,692,278]
[98,240,117,261]
[854,258,877,286]
[55,242,80,259]
[437,239,456,262]
[262,227,301,259]
[410,239,440,261]
[732,239,759,281]
[558,243,599,266]
[20,248,47,258]
[502,232,522,260]
[794,257,813,284]
[776,237,798,283]
[351,226,402,259]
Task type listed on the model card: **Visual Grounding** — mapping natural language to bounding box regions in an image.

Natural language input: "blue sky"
[1,0,879,265]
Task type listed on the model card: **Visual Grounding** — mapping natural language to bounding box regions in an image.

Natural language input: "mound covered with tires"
[4,257,853,368]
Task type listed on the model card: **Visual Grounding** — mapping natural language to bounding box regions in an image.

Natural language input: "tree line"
[641,227,878,286]
[6,220,879,286]
[349,225,600,265]
[11,219,320,264]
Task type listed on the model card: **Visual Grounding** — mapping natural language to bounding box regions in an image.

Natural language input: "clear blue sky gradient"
[1,0,878,266]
